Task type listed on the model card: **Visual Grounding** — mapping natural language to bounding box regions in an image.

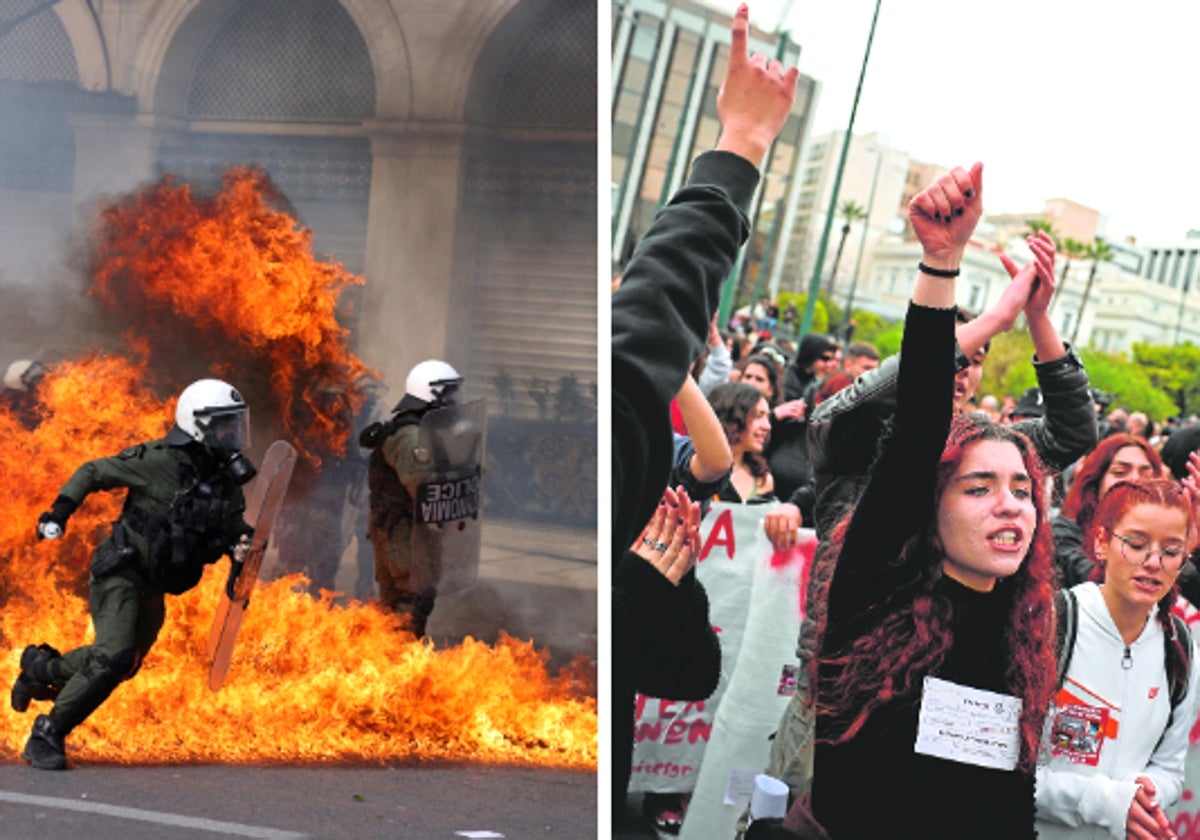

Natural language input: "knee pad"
[83,648,139,688]
[21,644,65,687]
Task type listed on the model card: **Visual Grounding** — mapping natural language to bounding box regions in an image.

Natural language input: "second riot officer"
[359,360,485,637]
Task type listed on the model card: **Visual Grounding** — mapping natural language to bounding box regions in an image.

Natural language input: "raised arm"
[714,4,800,167]
[826,164,981,616]
[676,375,733,484]
[611,4,797,554]
[1003,233,1099,471]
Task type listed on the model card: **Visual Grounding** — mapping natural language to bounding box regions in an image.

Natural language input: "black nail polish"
[933,211,941,221]
[954,207,964,217]
[965,189,975,198]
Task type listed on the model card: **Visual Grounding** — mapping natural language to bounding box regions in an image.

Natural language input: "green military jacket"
[59,434,249,593]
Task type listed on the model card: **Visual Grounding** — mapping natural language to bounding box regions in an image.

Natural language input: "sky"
[729,0,1200,244]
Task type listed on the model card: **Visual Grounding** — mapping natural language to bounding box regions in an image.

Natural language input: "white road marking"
[0,791,310,838]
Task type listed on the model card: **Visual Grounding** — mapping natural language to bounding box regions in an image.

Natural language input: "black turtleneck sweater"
[809,303,1037,839]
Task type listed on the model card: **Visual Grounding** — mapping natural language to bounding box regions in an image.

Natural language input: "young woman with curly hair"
[1036,479,1199,838]
[706,381,774,503]
[1055,434,1164,588]
[782,163,1060,839]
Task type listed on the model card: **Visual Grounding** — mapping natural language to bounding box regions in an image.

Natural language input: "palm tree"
[1051,236,1086,311]
[1070,237,1114,346]
[824,200,867,300]
[1025,218,1057,239]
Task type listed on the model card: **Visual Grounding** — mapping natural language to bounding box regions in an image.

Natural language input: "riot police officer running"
[12,378,256,770]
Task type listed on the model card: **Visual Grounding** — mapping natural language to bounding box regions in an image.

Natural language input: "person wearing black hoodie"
[611,3,798,826]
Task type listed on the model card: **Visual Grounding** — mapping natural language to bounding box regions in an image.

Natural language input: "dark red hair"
[1061,434,1163,533]
[813,373,854,407]
[809,414,1058,772]
[1087,479,1194,663]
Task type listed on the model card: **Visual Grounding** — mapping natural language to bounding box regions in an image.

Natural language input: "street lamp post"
[797,0,882,339]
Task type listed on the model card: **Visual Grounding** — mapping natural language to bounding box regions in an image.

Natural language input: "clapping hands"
[632,486,703,585]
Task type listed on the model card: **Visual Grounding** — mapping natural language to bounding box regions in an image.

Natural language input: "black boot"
[21,715,67,771]
[390,594,435,638]
[11,645,63,712]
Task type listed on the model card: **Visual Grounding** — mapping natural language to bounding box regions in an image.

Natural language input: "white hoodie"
[1035,582,1199,839]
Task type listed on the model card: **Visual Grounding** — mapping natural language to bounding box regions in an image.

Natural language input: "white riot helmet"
[405,360,462,407]
[4,359,46,392]
[175,378,251,451]
[175,378,256,483]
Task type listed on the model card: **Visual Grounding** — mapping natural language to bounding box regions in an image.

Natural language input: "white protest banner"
[678,517,814,838]
[1166,602,1200,838]
[629,501,816,801]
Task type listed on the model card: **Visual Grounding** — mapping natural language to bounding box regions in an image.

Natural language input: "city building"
[785,129,931,306]
[611,0,817,313]
[794,130,1200,353]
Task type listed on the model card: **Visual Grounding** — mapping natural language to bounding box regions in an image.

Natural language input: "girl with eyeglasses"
[1035,479,1199,839]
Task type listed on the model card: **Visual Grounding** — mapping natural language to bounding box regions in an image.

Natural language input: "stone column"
[358,123,467,391]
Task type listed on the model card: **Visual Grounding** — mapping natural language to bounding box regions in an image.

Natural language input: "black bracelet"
[918,262,960,278]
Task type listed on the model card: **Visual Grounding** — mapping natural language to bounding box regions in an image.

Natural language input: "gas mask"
[215,448,257,485]
[200,410,256,485]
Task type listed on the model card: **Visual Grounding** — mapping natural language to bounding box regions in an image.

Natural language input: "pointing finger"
[729,4,749,70]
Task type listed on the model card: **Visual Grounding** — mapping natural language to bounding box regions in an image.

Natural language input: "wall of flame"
[0,170,596,769]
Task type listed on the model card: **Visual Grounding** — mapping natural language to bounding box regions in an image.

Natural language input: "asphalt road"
[0,763,596,839]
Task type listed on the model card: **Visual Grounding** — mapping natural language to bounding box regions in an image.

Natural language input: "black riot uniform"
[13,379,254,770]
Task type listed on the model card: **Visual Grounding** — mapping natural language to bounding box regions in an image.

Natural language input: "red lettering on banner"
[634,721,663,742]
[700,508,735,562]
[663,719,690,744]
[1171,810,1200,839]
[634,697,706,722]
[630,761,696,778]
[688,719,713,743]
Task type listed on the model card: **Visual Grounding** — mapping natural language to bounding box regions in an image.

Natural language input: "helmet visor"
[429,378,462,407]
[200,409,251,451]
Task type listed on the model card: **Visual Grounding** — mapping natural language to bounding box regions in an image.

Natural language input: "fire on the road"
[0,170,597,770]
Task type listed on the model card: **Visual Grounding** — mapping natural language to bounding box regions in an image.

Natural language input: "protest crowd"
[613,6,1200,838]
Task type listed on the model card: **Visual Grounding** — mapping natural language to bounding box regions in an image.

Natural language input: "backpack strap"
[1166,612,1192,714]
[1054,588,1078,693]
[1148,610,1193,754]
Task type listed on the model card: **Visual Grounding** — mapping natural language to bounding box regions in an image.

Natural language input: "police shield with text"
[12,378,255,770]
[359,360,485,637]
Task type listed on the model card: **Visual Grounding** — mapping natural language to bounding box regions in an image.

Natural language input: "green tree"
[1070,237,1114,346]
[1051,236,1087,310]
[871,319,905,359]
[846,310,889,345]
[1130,343,1200,414]
[977,330,1037,400]
[775,292,829,335]
[824,201,867,301]
[1025,218,1058,239]
[1077,348,1179,420]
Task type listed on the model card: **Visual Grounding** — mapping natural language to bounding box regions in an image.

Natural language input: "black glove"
[37,496,77,540]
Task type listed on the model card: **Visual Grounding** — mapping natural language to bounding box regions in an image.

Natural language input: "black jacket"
[611,150,759,560]
[802,343,1097,541]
